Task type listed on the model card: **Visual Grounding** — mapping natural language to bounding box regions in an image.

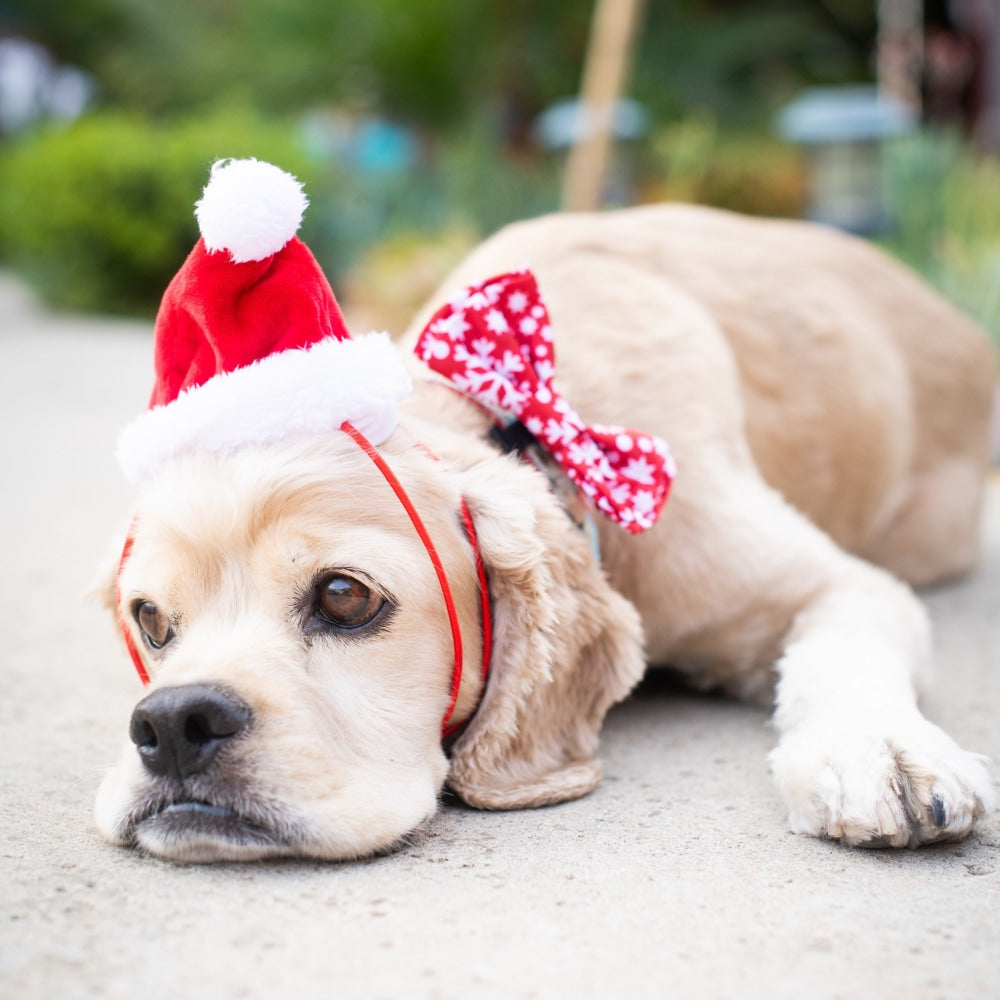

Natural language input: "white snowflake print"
[632,490,656,516]
[506,290,528,313]
[482,281,505,304]
[617,508,636,527]
[596,455,617,481]
[519,316,538,335]
[469,337,496,359]
[452,369,520,410]
[450,366,496,396]
[621,454,657,485]
[580,457,613,485]
[568,437,605,469]
[497,349,526,379]
[609,481,634,505]
[464,290,491,311]
[534,359,555,385]
[485,308,509,334]
[452,344,483,368]
[420,335,451,361]
[543,417,577,448]
[433,310,471,342]
[615,433,634,452]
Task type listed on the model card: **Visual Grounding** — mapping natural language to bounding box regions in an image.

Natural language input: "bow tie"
[414,269,675,533]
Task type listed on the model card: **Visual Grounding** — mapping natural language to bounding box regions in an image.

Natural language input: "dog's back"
[408,204,995,586]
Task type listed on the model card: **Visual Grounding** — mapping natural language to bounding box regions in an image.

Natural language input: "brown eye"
[316,575,386,630]
[134,601,174,650]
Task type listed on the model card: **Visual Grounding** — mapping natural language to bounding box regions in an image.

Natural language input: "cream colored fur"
[96,205,996,861]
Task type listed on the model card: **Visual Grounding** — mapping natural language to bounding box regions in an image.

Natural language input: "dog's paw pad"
[769,718,995,849]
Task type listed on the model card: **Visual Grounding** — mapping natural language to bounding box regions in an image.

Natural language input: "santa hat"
[116,158,411,483]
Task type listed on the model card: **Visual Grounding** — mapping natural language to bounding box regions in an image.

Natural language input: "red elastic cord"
[458,499,491,687]
[341,421,468,733]
[116,526,150,686]
[114,427,492,735]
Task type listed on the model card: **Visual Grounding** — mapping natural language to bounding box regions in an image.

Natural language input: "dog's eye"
[316,575,386,630]
[134,601,174,650]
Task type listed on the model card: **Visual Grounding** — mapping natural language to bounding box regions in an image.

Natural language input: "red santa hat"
[116,158,411,483]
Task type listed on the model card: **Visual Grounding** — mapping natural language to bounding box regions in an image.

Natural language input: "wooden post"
[877,0,924,112]
[562,0,646,212]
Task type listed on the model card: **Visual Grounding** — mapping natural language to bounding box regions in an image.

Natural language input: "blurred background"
[0,0,998,344]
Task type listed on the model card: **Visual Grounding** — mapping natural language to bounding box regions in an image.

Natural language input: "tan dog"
[96,204,996,862]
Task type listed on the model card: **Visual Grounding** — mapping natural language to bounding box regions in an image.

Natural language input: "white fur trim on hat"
[195,158,308,263]
[117,333,411,484]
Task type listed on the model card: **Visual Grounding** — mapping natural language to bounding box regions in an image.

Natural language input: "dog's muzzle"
[129,683,251,780]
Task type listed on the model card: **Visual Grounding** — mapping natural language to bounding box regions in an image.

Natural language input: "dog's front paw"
[769,716,995,848]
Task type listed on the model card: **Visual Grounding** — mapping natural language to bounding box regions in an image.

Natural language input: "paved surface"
[2,272,998,1000]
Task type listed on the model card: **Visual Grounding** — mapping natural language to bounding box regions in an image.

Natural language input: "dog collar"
[115,421,492,738]
[489,417,603,563]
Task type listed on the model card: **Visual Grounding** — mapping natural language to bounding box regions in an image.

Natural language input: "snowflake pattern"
[414,269,675,534]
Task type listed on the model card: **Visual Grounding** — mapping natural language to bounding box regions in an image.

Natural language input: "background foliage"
[0,0,997,346]
[881,133,1000,345]
[0,110,325,312]
[6,0,875,128]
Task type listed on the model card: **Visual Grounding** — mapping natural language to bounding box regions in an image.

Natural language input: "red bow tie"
[414,270,675,533]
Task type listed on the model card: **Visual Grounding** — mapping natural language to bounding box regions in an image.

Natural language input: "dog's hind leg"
[858,311,994,587]
[860,456,990,587]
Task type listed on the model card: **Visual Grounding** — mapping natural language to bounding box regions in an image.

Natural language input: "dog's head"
[95,420,645,863]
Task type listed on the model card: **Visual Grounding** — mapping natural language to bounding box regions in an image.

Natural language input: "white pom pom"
[195,158,308,263]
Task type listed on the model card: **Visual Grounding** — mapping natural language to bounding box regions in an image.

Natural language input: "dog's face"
[96,424,646,863]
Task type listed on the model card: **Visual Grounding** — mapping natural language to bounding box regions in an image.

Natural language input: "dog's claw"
[930,795,947,827]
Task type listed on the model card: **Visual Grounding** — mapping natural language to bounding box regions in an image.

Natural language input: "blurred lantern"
[777,85,916,235]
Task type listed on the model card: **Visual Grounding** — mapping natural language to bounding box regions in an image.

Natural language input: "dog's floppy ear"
[448,457,646,809]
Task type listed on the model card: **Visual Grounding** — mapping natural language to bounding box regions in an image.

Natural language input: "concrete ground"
[2,272,998,1000]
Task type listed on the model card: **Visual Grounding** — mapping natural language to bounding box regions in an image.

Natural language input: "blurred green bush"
[642,119,1000,348]
[0,109,562,318]
[3,105,997,355]
[881,132,1000,347]
[12,1,874,139]
[0,109,332,314]
[641,115,807,218]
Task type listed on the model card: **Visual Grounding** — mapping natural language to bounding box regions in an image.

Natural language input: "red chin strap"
[116,530,150,686]
[339,421,491,736]
[115,423,492,737]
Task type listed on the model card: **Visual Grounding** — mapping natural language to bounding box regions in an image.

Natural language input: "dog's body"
[97,205,996,862]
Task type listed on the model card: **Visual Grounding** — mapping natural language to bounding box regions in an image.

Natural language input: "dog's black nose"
[129,684,251,780]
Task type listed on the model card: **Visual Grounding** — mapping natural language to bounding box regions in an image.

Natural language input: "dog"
[95,199,996,863]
